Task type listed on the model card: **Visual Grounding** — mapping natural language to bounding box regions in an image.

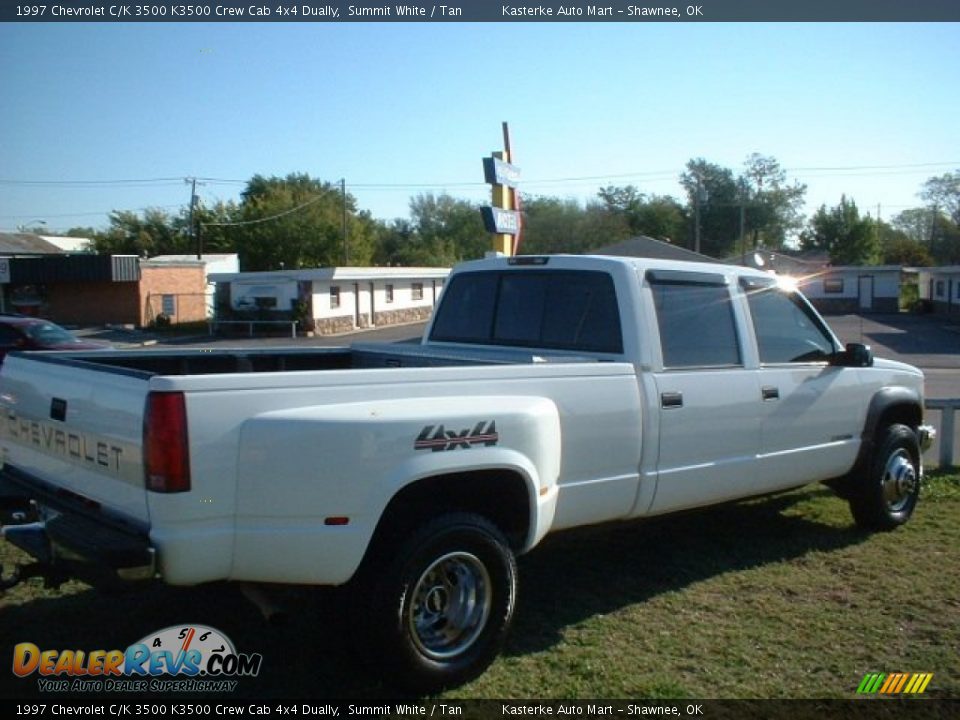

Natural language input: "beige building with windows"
[798,266,903,314]
[917,266,960,317]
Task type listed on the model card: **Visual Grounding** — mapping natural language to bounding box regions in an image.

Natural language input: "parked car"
[0,315,110,362]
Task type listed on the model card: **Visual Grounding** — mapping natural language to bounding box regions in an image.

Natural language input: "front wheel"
[849,423,921,531]
[368,512,517,693]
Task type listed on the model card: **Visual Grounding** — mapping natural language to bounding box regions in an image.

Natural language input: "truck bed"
[15,342,595,377]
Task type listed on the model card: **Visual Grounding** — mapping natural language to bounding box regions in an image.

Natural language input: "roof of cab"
[451,253,774,281]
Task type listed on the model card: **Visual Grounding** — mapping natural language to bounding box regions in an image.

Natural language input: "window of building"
[823,278,844,294]
[385,284,394,303]
[744,283,836,364]
[330,286,341,309]
[430,270,623,354]
[935,280,945,299]
[649,272,741,369]
[412,283,424,301]
[161,294,176,316]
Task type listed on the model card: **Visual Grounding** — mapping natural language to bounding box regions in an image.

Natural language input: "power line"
[0,177,246,189]
[0,204,185,220]
[1,161,956,191]
[201,187,340,228]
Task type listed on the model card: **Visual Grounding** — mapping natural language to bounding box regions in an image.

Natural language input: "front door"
[859,276,874,311]
[743,281,864,488]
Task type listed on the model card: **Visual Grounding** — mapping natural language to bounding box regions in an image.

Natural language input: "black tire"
[849,423,921,531]
[367,512,517,694]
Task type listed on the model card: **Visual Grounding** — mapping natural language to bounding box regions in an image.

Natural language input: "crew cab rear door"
[646,270,763,513]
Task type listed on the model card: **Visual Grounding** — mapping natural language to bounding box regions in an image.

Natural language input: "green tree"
[800,196,879,265]
[190,200,241,255]
[921,170,960,225]
[597,185,687,242]
[233,173,375,271]
[740,153,807,249]
[409,193,486,264]
[680,159,740,258]
[521,196,627,255]
[372,219,417,266]
[916,171,960,264]
[64,226,99,239]
[877,219,932,265]
[92,208,181,257]
[891,208,937,246]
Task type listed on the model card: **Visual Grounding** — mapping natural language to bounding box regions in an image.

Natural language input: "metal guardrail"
[926,399,959,469]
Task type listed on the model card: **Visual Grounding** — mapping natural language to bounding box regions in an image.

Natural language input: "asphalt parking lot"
[824,313,959,468]
[824,313,960,398]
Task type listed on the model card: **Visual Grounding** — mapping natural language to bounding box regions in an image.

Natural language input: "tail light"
[144,391,190,493]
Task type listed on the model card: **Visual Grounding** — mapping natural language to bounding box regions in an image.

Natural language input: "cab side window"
[745,285,837,364]
[649,272,742,369]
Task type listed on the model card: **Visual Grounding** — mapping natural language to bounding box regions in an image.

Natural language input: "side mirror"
[831,342,873,368]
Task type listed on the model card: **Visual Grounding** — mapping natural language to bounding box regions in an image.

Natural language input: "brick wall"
[372,306,433,327]
[139,264,207,325]
[45,282,141,325]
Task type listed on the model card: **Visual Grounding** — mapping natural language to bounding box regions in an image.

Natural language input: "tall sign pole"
[481,122,522,256]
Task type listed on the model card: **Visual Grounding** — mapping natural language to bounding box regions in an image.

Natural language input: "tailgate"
[0,353,151,525]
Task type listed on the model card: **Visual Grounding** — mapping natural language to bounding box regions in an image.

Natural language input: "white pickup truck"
[0,254,935,692]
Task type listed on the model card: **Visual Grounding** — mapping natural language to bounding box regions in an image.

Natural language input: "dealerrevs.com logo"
[13,625,262,693]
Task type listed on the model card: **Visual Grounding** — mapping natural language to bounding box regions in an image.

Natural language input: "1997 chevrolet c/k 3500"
[0,254,936,691]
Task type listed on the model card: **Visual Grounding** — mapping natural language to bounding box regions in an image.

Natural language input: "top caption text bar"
[5,1,960,23]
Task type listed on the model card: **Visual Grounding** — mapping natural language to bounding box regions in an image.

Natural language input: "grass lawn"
[2,473,957,700]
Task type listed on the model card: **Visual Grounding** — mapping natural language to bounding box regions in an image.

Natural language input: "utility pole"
[185,177,204,259]
[877,203,882,253]
[341,178,348,266]
[738,179,747,265]
[694,174,703,255]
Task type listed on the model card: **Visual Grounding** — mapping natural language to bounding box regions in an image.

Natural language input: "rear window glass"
[430,270,623,354]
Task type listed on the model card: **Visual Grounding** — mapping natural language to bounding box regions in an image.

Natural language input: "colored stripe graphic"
[858,672,932,694]
[857,673,886,694]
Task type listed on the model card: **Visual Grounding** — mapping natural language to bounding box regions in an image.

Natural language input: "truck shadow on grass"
[505,488,869,658]
[0,487,869,699]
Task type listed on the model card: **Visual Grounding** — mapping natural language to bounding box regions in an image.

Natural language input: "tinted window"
[0,325,23,345]
[430,272,498,344]
[430,270,623,354]
[651,281,741,368]
[746,288,837,363]
[24,322,78,344]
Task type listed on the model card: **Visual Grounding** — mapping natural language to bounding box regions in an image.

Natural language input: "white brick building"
[210,267,450,335]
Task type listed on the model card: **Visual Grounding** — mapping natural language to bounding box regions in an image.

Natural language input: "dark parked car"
[0,316,110,362]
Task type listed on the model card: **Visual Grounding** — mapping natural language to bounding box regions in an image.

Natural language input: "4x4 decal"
[414,421,499,452]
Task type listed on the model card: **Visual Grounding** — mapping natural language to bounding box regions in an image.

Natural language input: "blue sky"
[1,21,958,235]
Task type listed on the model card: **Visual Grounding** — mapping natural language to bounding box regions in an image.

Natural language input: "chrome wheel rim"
[882,448,917,513]
[408,551,491,660]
